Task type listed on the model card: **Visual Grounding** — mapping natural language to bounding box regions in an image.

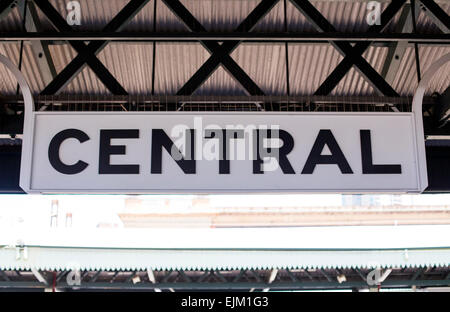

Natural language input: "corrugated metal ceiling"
[0,0,448,96]
[1,0,448,33]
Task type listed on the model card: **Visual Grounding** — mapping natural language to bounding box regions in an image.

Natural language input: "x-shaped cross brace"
[34,0,151,95]
[163,0,279,95]
[419,0,450,32]
[289,0,406,97]
[0,1,17,20]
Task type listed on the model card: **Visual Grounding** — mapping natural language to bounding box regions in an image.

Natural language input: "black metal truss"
[0,32,449,43]
[291,0,405,97]
[0,94,444,137]
[0,94,432,113]
[162,0,276,96]
[0,267,448,291]
[1,93,448,137]
[0,0,17,20]
[0,0,449,99]
[419,0,450,32]
[33,0,151,95]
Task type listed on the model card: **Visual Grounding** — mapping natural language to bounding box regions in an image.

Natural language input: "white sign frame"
[17,111,427,194]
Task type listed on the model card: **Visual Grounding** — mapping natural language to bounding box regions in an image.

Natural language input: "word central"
[48,127,401,176]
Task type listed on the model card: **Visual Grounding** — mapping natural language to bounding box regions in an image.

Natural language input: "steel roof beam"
[0,0,16,21]
[419,0,450,33]
[55,271,68,283]
[288,0,405,97]
[0,94,432,108]
[2,278,449,290]
[30,268,49,286]
[0,32,449,43]
[0,270,10,281]
[285,269,299,282]
[411,268,424,280]
[311,0,446,2]
[34,0,152,95]
[232,270,246,283]
[162,0,278,95]
[319,269,333,282]
[17,1,56,90]
[381,4,418,86]
[147,269,162,292]
[163,0,263,95]
[177,270,192,283]
[262,269,278,292]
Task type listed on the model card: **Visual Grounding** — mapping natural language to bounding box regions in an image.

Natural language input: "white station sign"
[19,112,428,194]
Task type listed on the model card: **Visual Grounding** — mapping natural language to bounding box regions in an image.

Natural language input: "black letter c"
[48,129,90,175]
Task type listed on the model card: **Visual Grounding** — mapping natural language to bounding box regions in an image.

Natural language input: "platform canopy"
[0,225,449,291]
[1,225,449,271]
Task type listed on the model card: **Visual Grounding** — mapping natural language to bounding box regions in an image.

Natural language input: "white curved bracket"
[0,54,34,113]
[0,54,35,192]
[412,53,450,192]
